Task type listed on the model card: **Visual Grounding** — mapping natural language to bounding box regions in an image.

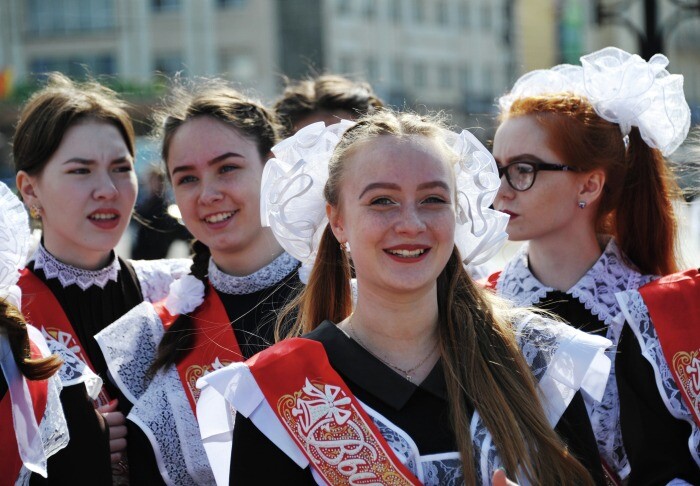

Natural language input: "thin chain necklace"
[348,318,438,382]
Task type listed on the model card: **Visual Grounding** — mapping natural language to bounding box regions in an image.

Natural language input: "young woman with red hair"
[488,47,698,484]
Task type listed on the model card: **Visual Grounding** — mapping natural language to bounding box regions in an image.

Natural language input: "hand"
[97,399,127,464]
[492,468,518,486]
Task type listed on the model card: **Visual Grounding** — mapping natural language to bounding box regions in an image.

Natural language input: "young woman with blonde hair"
[198,112,612,484]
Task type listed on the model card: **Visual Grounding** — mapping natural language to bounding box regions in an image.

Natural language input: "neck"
[527,230,603,291]
[210,229,285,276]
[341,282,440,375]
[42,237,113,271]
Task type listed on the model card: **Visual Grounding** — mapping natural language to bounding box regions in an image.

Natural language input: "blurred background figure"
[131,166,190,260]
[274,73,384,137]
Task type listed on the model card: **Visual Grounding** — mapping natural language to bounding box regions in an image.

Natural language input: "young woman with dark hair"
[13,73,190,483]
[488,47,698,484]
[95,79,301,484]
[198,112,613,485]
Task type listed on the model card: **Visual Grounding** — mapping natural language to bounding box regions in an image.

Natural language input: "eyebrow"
[63,155,131,166]
[498,153,548,165]
[358,180,450,199]
[170,152,245,176]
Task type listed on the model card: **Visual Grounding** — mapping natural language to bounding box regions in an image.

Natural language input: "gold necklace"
[348,318,438,382]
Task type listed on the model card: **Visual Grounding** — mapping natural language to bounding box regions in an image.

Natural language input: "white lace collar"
[207,252,298,295]
[33,243,120,291]
[498,237,648,326]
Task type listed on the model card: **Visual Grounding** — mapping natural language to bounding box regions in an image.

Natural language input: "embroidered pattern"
[497,238,652,479]
[33,244,120,290]
[277,379,416,485]
[184,358,231,404]
[673,351,700,415]
[208,252,298,295]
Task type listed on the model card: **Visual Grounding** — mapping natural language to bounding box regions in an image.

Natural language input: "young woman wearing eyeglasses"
[487,47,699,484]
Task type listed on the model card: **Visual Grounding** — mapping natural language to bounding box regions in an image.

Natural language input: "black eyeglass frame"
[497,161,578,192]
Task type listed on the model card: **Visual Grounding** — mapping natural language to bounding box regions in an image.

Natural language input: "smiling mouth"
[88,213,118,221]
[385,248,428,258]
[203,211,237,223]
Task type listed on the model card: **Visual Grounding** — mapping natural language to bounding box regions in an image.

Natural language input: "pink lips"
[87,209,120,230]
[383,244,431,263]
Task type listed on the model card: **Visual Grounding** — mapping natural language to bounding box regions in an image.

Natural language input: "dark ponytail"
[615,128,680,275]
[1,301,62,380]
[151,240,211,373]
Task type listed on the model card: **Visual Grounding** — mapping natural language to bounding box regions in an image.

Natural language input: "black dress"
[228,321,606,485]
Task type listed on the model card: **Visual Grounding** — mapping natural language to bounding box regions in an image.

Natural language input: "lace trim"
[618,290,700,467]
[208,252,298,295]
[498,237,650,327]
[33,244,120,290]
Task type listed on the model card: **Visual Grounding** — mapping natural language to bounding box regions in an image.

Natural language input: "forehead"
[168,116,259,164]
[54,120,129,156]
[493,116,558,161]
[342,135,454,188]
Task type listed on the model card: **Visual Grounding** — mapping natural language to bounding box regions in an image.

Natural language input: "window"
[458,2,470,29]
[438,64,452,89]
[436,2,449,26]
[338,56,353,75]
[25,0,115,35]
[337,0,352,15]
[459,66,471,91]
[413,62,427,88]
[152,0,180,12]
[29,54,116,78]
[413,0,425,23]
[480,3,492,30]
[389,0,402,23]
[392,59,405,87]
[365,57,379,82]
[217,0,246,7]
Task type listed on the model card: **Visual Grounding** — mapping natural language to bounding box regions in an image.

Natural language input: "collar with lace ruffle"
[497,237,651,326]
[208,252,298,295]
[32,243,120,291]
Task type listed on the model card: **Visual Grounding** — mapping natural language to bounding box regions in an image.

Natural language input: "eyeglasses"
[497,161,578,191]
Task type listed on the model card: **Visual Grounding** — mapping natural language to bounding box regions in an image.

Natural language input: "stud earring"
[340,241,350,252]
[578,201,587,209]
[29,205,42,219]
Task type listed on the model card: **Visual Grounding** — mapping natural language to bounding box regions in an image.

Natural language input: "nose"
[395,205,426,236]
[93,172,119,200]
[198,179,224,205]
[495,174,515,201]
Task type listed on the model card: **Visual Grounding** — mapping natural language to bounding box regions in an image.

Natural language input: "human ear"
[326,202,346,244]
[16,171,41,207]
[577,169,606,206]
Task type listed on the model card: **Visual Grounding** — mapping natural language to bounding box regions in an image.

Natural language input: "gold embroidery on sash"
[277,379,415,485]
[672,350,700,415]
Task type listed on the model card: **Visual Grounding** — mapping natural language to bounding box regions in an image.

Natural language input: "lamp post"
[595,0,700,58]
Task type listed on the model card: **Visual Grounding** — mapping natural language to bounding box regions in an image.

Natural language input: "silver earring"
[578,201,587,209]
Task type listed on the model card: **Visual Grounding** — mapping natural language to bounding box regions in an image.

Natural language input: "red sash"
[156,287,244,415]
[18,269,111,406]
[639,268,700,427]
[0,341,50,485]
[248,338,422,486]
[482,271,501,291]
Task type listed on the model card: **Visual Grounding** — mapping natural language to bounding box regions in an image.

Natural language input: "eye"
[113,164,133,173]
[176,175,198,185]
[514,163,535,174]
[220,164,239,174]
[369,197,395,206]
[422,195,448,204]
[68,168,90,175]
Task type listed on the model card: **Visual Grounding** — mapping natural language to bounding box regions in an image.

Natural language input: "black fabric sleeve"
[554,391,606,486]
[229,413,315,485]
[124,420,167,486]
[30,384,112,486]
[616,323,700,485]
